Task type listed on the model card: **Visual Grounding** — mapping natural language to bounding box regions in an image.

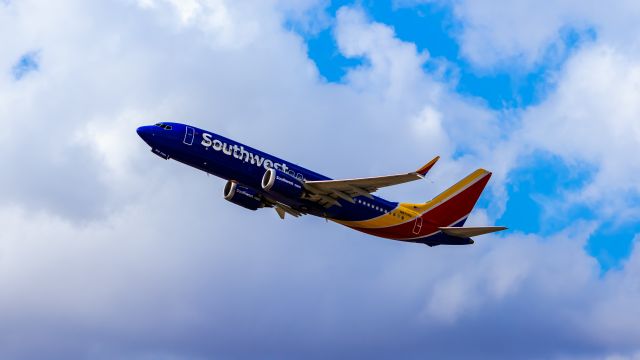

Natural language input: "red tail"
[411,169,491,227]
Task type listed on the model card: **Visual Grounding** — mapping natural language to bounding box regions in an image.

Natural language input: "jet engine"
[223,181,264,211]
[261,168,304,198]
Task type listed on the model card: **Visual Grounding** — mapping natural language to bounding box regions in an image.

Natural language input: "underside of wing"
[303,156,439,207]
[273,203,303,219]
[261,196,305,219]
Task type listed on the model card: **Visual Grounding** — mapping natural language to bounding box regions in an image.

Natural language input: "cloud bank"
[1,0,639,358]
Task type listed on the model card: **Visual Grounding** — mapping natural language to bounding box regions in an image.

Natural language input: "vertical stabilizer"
[410,169,492,227]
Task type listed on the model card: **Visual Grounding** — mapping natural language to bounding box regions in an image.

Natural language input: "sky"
[1,0,640,359]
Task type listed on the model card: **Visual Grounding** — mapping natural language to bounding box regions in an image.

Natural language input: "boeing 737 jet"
[137,123,506,246]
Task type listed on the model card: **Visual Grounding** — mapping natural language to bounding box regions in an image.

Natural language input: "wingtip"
[416,156,440,176]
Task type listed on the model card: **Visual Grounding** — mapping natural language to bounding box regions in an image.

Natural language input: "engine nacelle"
[261,168,304,198]
[223,181,263,211]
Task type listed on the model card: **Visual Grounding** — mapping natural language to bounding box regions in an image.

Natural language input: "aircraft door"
[183,126,195,145]
[412,216,423,235]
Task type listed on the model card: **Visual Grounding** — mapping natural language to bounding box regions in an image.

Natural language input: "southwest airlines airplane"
[137,122,506,246]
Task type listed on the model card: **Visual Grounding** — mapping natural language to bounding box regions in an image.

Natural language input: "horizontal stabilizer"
[439,226,507,238]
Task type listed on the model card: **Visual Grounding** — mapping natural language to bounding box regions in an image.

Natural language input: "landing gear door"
[183,126,195,145]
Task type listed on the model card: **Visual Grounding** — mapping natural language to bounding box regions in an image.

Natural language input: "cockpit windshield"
[154,123,172,130]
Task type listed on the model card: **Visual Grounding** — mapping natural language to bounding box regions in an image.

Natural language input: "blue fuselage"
[137,122,398,221]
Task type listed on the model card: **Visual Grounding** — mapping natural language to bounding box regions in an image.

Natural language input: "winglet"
[416,156,440,177]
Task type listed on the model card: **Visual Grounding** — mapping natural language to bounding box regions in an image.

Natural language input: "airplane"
[136,122,506,246]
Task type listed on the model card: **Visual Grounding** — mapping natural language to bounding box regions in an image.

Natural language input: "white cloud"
[450,0,586,69]
[426,0,640,70]
[336,6,430,100]
[136,0,260,48]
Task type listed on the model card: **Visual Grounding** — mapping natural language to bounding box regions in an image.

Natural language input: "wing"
[303,156,439,207]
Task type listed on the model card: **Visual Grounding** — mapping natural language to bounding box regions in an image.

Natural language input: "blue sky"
[11,50,40,80]
[2,0,640,359]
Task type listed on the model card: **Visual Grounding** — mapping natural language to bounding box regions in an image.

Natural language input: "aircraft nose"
[136,125,153,144]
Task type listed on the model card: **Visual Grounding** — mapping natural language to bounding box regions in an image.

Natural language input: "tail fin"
[410,169,492,227]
